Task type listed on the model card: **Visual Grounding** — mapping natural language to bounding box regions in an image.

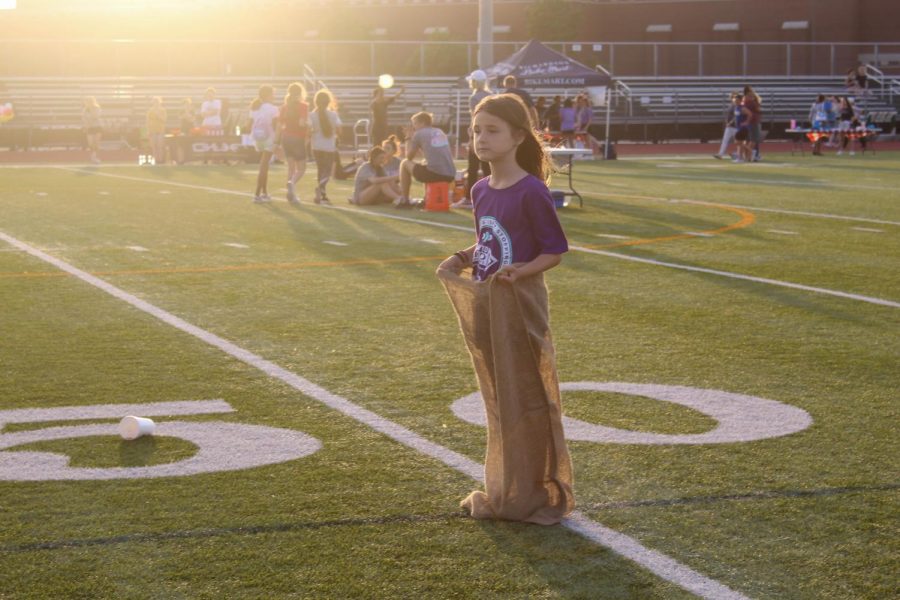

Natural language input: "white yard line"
[0,228,749,600]
[56,168,900,309]
[851,227,884,233]
[571,245,900,309]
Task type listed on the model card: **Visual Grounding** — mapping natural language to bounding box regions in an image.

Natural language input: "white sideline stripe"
[572,245,900,309]
[0,228,749,600]
[323,240,349,247]
[59,168,899,308]
[126,246,149,252]
[223,243,250,249]
[766,230,799,235]
[852,227,884,233]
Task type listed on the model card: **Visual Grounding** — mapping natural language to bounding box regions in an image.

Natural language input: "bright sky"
[0,0,17,10]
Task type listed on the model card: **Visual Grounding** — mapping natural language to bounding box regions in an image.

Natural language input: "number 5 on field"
[0,400,321,481]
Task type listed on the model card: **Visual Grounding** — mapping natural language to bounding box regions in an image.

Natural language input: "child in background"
[309,89,341,205]
[381,134,402,178]
[249,85,280,203]
[437,94,574,524]
[280,82,309,205]
[352,146,401,205]
[558,98,576,147]
[146,96,167,165]
[82,96,102,164]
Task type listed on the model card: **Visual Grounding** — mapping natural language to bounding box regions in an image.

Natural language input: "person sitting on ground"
[396,111,456,208]
[381,134,402,177]
[352,146,402,206]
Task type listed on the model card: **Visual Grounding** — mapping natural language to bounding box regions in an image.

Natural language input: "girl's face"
[373,153,387,167]
[472,111,522,163]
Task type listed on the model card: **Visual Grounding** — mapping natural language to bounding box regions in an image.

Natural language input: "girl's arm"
[496,253,562,283]
[437,244,476,273]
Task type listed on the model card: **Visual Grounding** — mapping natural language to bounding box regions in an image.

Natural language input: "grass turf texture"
[0,154,897,598]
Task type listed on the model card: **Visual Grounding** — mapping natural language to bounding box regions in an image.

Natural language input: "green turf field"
[1,153,897,599]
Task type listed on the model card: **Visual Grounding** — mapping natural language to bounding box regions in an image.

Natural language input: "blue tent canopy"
[483,39,611,88]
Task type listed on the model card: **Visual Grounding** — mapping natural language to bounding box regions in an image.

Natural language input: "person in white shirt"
[249,85,280,203]
[200,87,222,135]
[308,89,342,205]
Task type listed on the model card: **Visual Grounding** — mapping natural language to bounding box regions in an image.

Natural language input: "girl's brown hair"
[314,89,335,138]
[473,93,551,183]
[250,85,274,111]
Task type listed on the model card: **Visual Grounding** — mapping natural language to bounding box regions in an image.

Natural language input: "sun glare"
[0,0,17,10]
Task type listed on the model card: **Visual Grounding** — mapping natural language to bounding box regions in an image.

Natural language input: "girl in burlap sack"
[437,94,574,525]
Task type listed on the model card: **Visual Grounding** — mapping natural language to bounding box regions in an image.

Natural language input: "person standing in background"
[146,96,167,165]
[370,85,404,147]
[309,89,341,205]
[713,92,741,159]
[457,69,492,209]
[200,87,222,135]
[742,85,763,162]
[82,96,103,164]
[279,82,309,205]
[249,85,280,203]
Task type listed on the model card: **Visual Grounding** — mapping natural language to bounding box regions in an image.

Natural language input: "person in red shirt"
[280,82,309,205]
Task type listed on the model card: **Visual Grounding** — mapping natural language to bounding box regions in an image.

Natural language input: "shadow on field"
[473,518,670,598]
[587,246,878,323]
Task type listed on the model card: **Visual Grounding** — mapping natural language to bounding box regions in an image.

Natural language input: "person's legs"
[377,181,401,202]
[313,150,334,203]
[717,126,736,157]
[399,158,414,199]
[255,151,271,199]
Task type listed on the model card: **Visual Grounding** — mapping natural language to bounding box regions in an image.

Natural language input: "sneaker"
[849,151,856,156]
[253,195,265,204]
[712,154,723,160]
[732,158,745,163]
[287,182,299,205]
[315,192,331,205]
[393,196,411,209]
[836,150,844,156]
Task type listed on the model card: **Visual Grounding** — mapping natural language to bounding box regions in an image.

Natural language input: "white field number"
[0,400,321,481]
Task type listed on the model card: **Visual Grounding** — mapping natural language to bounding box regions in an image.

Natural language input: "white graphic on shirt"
[430,129,449,148]
[474,216,511,274]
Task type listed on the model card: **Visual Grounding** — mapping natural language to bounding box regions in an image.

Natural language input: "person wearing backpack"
[249,85,280,203]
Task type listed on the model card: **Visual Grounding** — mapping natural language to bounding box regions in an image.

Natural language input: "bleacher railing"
[2,40,899,79]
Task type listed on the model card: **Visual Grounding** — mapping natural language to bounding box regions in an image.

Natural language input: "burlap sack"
[437,266,574,525]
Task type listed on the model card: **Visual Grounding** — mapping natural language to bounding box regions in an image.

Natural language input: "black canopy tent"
[455,39,614,158]
[483,39,611,89]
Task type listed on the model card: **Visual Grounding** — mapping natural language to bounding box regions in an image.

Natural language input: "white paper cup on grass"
[119,416,156,440]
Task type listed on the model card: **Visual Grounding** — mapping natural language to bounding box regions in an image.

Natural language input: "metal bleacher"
[1,73,897,149]
[0,76,463,151]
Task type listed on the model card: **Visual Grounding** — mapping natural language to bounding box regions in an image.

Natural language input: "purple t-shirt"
[471,174,568,281]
